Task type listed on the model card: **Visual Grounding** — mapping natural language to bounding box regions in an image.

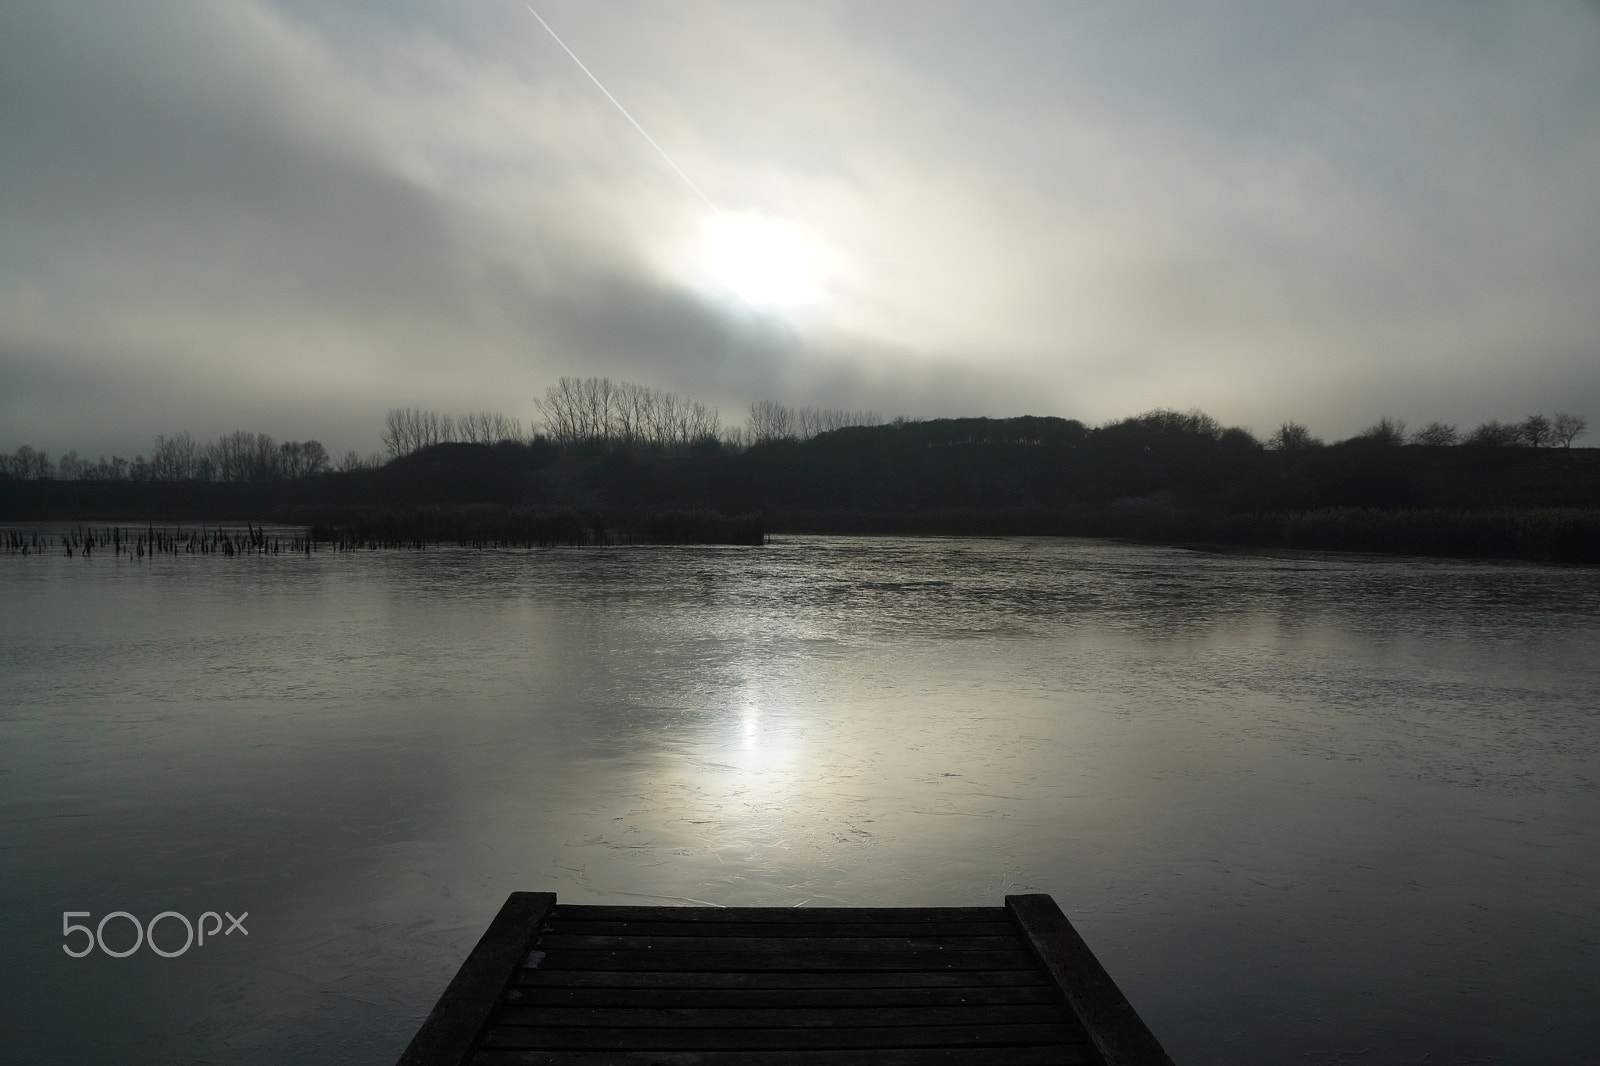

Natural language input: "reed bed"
[3,508,766,557]
[3,524,319,558]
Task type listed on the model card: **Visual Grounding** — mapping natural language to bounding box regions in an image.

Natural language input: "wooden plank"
[531,948,1041,972]
[505,984,1063,1009]
[479,1021,1085,1051]
[397,892,556,1066]
[551,905,1008,924]
[513,969,1051,990]
[546,919,1021,938]
[1007,894,1174,1066]
[491,1004,1072,1029]
[469,1046,1095,1065]
[535,933,1025,953]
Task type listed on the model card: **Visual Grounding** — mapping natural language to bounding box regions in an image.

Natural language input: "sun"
[702,214,823,306]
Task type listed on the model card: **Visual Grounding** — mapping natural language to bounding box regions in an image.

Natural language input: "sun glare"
[703,215,822,306]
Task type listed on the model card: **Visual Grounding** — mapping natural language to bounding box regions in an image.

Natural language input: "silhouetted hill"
[5,418,1599,560]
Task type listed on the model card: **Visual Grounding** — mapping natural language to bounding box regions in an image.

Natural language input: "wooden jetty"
[397,892,1173,1066]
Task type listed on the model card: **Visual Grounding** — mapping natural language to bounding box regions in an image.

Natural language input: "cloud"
[2,0,1598,455]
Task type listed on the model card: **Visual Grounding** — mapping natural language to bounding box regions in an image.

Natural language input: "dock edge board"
[396,892,556,1066]
[1006,894,1174,1066]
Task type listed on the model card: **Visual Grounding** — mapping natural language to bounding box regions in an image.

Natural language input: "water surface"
[2,534,1597,1063]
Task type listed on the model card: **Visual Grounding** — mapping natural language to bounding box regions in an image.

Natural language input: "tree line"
[2,389,1587,485]
[0,431,359,483]
[1269,412,1587,450]
[380,408,526,458]
[532,378,721,451]
[378,378,882,459]
[737,399,883,447]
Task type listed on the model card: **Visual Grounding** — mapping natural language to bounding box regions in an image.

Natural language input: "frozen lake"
[2,533,1597,1063]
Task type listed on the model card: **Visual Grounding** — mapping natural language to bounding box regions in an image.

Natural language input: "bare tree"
[648,390,682,448]
[1410,421,1459,446]
[533,379,590,445]
[561,377,616,442]
[305,441,330,476]
[150,431,201,480]
[433,411,458,448]
[86,455,130,480]
[457,411,489,445]
[213,434,247,481]
[1552,412,1588,448]
[277,441,302,478]
[536,378,719,452]
[747,400,880,444]
[193,449,216,481]
[208,430,280,480]
[63,454,121,480]
[5,444,53,479]
[747,400,795,444]
[278,440,328,478]
[652,392,679,447]
[686,399,721,445]
[457,410,523,445]
[380,409,410,457]
[492,411,522,442]
[1267,421,1320,451]
[381,408,456,458]
[334,450,384,473]
[794,406,823,439]
[537,377,614,446]
[794,406,882,438]
[55,450,87,480]
[1466,419,1520,447]
[1519,414,1553,448]
[1354,416,1407,446]
[614,381,659,448]
[659,393,720,449]
[255,433,283,478]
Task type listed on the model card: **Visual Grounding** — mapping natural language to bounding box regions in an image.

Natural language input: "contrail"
[525,4,719,213]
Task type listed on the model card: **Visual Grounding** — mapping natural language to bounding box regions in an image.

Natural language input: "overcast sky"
[4,1,1598,457]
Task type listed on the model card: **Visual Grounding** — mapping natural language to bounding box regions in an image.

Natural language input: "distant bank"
[5,416,1598,562]
[768,506,1600,565]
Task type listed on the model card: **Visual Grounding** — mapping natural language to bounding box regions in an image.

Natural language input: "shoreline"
[7,504,1598,564]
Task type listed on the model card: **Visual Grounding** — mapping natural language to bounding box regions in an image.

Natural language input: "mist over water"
[2,535,1597,1063]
